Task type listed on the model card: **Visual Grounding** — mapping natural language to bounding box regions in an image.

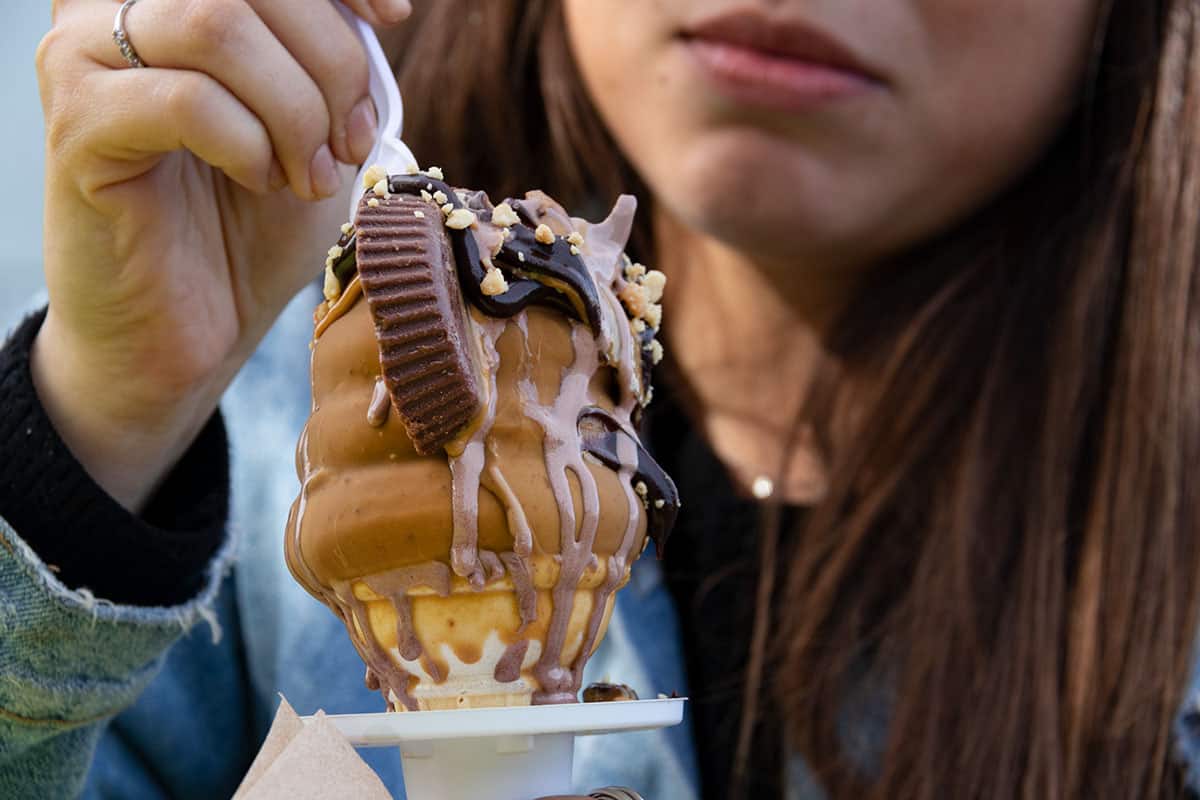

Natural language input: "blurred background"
[1,7,51,326]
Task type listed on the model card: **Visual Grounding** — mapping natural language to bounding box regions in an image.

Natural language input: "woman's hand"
[31,0,410,511]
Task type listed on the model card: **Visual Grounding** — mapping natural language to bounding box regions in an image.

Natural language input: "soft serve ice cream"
[286,168,678,711]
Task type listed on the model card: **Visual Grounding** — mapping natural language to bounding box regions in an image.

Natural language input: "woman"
[4,0,1198,798]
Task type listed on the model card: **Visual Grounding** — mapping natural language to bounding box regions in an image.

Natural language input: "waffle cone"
[348,554,621,711]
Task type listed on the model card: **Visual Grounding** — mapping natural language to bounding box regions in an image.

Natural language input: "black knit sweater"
[0,310,228,606]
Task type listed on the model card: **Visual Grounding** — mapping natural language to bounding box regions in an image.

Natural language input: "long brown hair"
[393,1,1200,797]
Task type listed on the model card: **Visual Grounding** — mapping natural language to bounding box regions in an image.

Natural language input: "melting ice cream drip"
[366,377,390,427]
[571,432,642,684]
[448,314,505,587]
[485,449,535,558]
[335,583,420,711]
[518,324,606,702]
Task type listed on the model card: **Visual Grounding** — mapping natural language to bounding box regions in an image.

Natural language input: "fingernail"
[268,158,287,191]
[310,145,341,198]
[346,97,377,164]
[373,0,412,24]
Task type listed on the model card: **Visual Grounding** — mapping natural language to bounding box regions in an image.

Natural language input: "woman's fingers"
[340,0,412,28]
[251,0,373,166]
[68,67,278,195]
[75,0,336,199]
[38,8,277,194]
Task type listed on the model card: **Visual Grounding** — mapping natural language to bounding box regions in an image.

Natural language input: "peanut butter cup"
[354,193,485,455]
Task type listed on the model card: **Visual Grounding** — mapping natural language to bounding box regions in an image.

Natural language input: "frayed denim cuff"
[0,515,236,727]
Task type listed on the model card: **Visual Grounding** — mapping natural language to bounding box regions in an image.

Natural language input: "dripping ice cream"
[285,167,679,712]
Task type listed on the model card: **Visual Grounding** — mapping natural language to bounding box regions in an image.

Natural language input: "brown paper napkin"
[233,696,394,800]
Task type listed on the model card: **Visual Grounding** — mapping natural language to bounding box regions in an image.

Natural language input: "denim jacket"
[5,286,1200,799]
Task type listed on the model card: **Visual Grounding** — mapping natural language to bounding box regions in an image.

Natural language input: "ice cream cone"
[345,554,621,710]
[287,176,677,712]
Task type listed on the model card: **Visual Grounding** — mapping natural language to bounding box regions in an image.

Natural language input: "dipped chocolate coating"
[578,407,679,557]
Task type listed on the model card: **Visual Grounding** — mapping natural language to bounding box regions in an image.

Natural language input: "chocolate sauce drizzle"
[380,175,607,337]
[578,407,679,557]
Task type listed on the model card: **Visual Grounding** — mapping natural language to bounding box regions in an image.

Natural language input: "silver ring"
[112,0,147,68]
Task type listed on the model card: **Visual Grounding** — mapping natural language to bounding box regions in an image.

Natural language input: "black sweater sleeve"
[0,309,230,606]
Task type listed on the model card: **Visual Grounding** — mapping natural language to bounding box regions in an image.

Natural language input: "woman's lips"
[684,38,873,110]
[679,14,881,112]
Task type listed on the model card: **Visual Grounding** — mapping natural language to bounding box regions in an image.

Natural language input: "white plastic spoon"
[335,3,419,222]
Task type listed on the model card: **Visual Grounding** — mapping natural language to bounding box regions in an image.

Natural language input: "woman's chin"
[645,133,883,263]
[658,185,873,270]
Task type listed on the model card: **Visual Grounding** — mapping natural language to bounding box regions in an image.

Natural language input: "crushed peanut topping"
[566,231,585,247]
[632,318,646,334]
[323,265,341,302]
[367,198,380,208]
[340,222,353,235]
[327,245,343,259]
[625,262,648,281]
[420,189,433,203]
[413,210,426,219]
[569,245,581,256]
[445,208,478,230]
[480,267,509,296]
[372,178,390,198]
[642,270,667,303]
[618,282,650,320]
[646,339,664,365]
[654,499,666,509]
[491,203,520,227]
[635,481,649,498]
[361,164,387,190]
[403,163,419,175]
[432,190,448,205]
[518,251,526,262]
[644,302,663,330]
[424,166,445,180]
[440,203,454,216]
[534,224,555,245]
